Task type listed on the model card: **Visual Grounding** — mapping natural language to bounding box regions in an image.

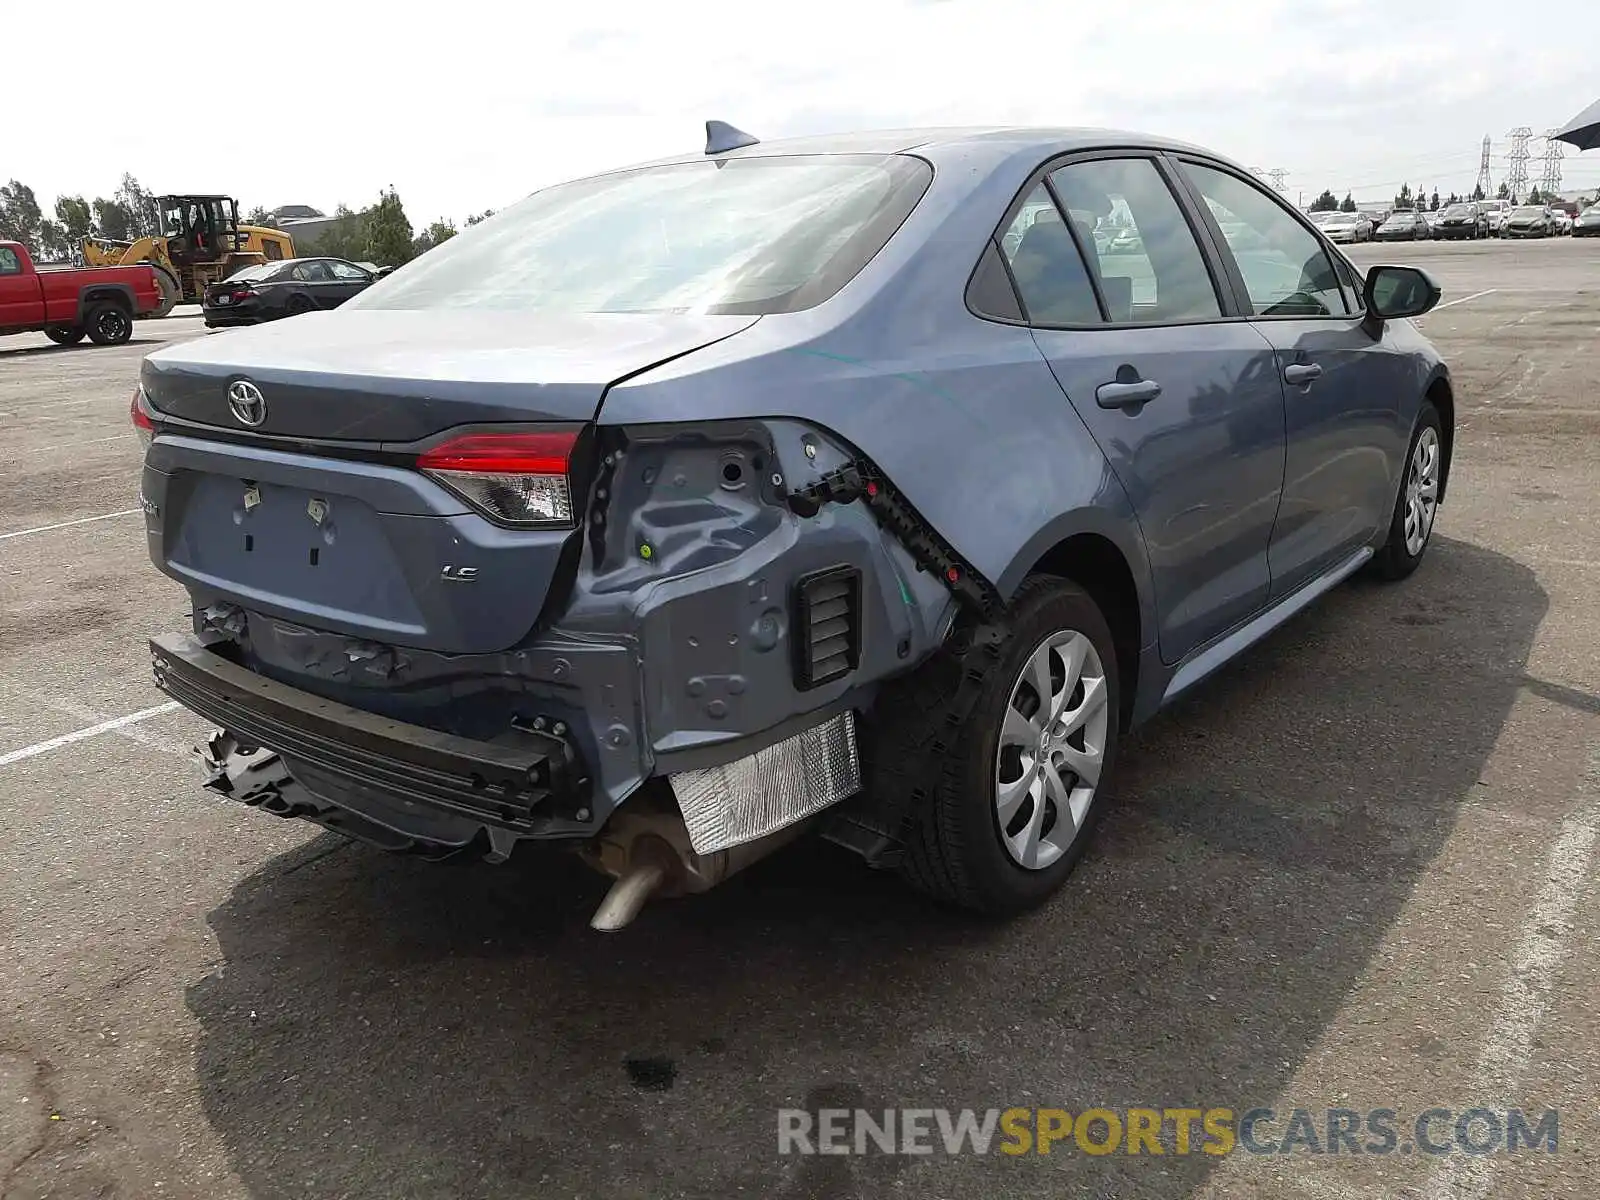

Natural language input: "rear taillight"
[130,383,156,449]
[417,430,578,527]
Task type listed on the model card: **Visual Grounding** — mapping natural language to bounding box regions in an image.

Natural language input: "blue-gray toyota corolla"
[135,122,1452,930]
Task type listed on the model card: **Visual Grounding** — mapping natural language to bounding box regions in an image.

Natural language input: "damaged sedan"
[138,122,1453,929]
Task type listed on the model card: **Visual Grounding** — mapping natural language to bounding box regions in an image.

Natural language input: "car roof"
[618,125,1229,172]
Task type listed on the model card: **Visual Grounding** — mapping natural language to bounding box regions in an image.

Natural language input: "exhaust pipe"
[590,862,667,932]
[581,789,811,932]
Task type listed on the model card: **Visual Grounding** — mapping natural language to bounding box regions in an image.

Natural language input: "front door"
[1005,157,1288,665]
[1174,160,1411,596]
[0,246,35,328]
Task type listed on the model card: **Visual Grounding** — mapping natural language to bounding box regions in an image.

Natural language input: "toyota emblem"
[227,380,267,427]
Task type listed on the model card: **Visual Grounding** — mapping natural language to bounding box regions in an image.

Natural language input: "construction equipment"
[82,195,295,317]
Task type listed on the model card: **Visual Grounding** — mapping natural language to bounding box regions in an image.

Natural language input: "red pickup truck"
[0,240,163,346]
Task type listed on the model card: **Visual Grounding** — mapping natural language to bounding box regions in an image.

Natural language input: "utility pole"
[1475,135,1494,198]
[1505,127,1533,202]
[1539,130,1565,200]
[1267,168,1289,194]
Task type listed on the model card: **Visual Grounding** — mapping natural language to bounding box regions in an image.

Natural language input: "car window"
[1182,163,1349,318]
[1047,158,1222,323]
[996,184,1102,325]
[328,261,368,281]
[225,262,280,283]
[966,239,1024,322]
[293,261,333,282]
[0,247,19,275]
[350,154,931,316]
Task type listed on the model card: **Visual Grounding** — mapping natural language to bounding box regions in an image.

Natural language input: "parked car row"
[1307,200,1597,243]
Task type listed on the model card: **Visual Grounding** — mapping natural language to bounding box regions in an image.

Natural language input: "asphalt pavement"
[0,242,1596,1200]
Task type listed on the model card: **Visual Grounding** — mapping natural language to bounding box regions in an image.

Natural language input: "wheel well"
[1027,533,1140,730]
[83,288,131,312]
[1426,377,1455,500]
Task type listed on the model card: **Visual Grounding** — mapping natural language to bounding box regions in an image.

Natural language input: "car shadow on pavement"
[187,534,1545,1200]
[0,338,165,358]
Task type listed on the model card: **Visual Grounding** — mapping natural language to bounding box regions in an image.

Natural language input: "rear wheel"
[84,301,133,346]
[150,266,181,318]
[285,294,315,317]
[1370,400,1443,581]
[44,324,85,346]
[878,576,1122,915]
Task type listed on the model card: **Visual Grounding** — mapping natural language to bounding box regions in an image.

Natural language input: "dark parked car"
[1374,209,1431,241]
[1434,202,1487,239]
[202,257,379,327]
[137,125,1451,929]
[1573,206,1600,237]
[1501,206,1555,238]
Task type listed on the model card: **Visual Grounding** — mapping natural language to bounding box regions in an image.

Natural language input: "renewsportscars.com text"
[777,1106,1559,1157]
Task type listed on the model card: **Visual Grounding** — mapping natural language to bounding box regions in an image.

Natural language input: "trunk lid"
[143,309,757,440]
[142,309,757,655]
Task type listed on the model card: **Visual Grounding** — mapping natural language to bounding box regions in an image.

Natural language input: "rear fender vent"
[793,565,862,691]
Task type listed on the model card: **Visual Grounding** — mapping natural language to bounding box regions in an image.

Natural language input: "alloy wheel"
[994,630,1110,870]
[1403,425,1440,556]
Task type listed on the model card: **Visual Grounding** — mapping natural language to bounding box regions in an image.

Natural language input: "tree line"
[241,191,496,265]
[0,173,162,259]
[0,172,491,265]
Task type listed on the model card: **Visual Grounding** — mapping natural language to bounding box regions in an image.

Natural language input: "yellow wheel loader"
[82,195,295,317]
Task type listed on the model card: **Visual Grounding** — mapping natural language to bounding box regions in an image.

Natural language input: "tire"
[84,301,134,346]
[150,267,181,319]
[873,576,1122,915]
[285,294,315,317]
[1370,400,1443,581]
[44,324,85,346]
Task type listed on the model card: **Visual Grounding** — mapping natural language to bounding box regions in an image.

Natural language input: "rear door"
[1011,154,1287,665]
[1173,158,1410,597]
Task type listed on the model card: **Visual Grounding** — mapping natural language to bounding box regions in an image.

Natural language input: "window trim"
[1169,155,1365,322]
[964,147,1245,332]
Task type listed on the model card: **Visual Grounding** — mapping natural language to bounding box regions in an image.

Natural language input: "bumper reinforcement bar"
[150,633,582,828]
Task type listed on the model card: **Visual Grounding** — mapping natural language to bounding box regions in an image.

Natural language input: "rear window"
[225,262,283,283]
[350,154,932,316]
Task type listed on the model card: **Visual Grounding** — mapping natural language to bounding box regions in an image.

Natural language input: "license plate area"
[168,474,425,632]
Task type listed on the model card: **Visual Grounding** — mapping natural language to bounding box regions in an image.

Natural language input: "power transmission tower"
[1505,127,1533,202]
[1267,168,1289,194]
[1539,130,1565,199]
[1475,135,1494,198]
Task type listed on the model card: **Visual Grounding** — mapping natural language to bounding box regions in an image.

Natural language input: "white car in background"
[1308,209,1373,243]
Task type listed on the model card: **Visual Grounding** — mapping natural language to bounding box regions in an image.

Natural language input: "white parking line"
[1432,288,1497,311]
[0,702,181,768]
[1421,748,1600,1200]
[0,508,141,541]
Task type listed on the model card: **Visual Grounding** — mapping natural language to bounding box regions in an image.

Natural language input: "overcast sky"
[10,0,1600,224]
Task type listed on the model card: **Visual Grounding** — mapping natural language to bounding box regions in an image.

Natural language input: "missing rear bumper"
[153,632,593,857]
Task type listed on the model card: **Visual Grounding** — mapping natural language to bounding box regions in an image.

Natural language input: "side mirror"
[1364,264,1442,321]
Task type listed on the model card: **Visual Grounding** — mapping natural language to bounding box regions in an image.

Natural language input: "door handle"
[1095,379,1162,409]
[1283,363,1323,386]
